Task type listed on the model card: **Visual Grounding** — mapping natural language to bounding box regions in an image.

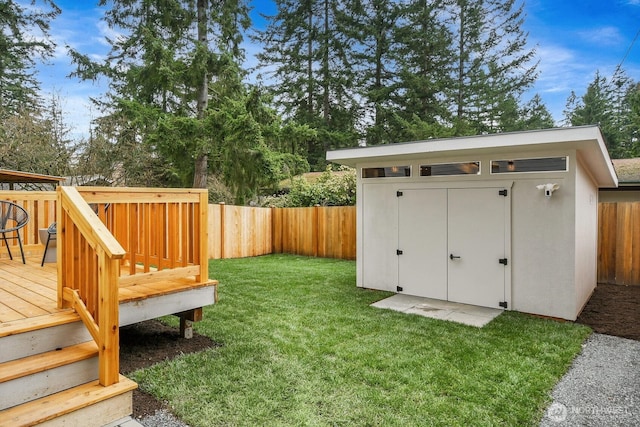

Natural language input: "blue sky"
[36,0,640,141]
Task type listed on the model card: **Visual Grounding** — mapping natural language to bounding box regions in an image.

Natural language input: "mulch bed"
[576,283,640,341]
[120,284,639,419]
[119,320,220,418]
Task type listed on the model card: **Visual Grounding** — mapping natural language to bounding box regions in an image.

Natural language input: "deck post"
[178,308,203,339]
[98,250,121,386]
[197,191,209,282]
[180,318,193,339]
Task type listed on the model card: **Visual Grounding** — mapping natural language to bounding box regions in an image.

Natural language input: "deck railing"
[58,186,125,386]
[0,191,56,257]
[59,187,208,386]
[1,187,209,386]
[76,187,209,285]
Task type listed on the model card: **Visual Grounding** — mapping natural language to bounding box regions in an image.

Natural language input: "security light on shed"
[537,183,559,198]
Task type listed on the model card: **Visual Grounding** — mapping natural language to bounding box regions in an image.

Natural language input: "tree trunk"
[193,0,209,189]
[307,3,313,117]
[193,154,208,188]
[456,1,465,125]
[322,0,330,125]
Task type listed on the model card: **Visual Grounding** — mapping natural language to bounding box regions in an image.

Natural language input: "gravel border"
[540,333,640,426]
[137,410,189,427]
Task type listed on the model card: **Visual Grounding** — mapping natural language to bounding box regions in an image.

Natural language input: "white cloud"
[577,26,624,46]
[34,5,111,141]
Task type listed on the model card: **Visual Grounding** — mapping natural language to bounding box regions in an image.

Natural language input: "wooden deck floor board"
[0,303,24,323]
[0,276,57,308]
[0,258,216,328]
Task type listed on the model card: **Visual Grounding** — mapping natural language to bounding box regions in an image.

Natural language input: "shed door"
[398,189,447,299]
[397,187,507,309]
[447,188,506,308]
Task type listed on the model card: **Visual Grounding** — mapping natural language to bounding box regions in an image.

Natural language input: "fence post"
[220,203,225,259]
[313,205,319,257]
[271,206,277,254]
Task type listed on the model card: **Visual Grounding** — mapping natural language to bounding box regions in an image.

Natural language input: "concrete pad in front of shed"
[371,294,502,327]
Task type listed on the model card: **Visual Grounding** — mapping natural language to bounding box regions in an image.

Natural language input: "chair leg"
[17,232,25,264]
[2,233,13,261]
[41,234,51,267]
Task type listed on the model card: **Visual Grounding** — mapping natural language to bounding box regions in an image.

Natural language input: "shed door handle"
[450,254,461,260]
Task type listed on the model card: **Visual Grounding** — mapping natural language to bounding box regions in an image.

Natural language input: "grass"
[131,254,591,426]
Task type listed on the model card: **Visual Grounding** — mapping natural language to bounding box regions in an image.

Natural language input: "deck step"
[0,375,137,427]
[0,312,91,364]
[0,341,99,411]
[0,310,79,339]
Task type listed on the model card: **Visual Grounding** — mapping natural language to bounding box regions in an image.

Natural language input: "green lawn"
[131,255,591,426]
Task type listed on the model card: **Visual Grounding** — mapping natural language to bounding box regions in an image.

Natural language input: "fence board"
[208,204,356,261]
[208,204,272,259]
[598,201,640,285]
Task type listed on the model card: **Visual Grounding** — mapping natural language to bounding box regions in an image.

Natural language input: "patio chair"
[0,200,30,264]
[39,204,109,266]
[41,222,57,266]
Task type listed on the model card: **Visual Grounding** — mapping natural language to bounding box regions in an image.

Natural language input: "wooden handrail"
[58,187,125,258]
[58,186,125,387]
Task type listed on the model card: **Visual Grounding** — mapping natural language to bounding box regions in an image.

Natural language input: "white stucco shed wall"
[328,126,617,321]
[508,151,575,319]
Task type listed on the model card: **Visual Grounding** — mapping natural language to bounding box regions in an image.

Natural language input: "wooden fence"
[208,204,356,260]
[272,206,356,259]
[211,202,638,285]
[208,204,272,259]
[598,202,640,286]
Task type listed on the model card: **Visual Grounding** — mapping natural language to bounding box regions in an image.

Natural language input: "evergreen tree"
[341,0,400,145]
[391,0,453,141]
[518,94,555,130]
[0,0,60,114]
[70,0,251,188]
[448,0,537,135]
[256,0,359,167]
[626,83,640,157]
[498,93,554,132]
[564,71,625,157]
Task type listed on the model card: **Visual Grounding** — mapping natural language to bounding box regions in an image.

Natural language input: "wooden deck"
[0,257,217,336]
[1,186,214,425]
[0,259,63,325]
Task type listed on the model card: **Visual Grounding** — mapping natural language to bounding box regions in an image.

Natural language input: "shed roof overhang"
[0,169,65,185]
[327,126,618,188]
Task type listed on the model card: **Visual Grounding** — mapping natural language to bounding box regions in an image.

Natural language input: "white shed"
[327,126,618,320]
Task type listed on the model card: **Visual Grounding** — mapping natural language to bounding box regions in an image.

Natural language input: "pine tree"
[0,0,60,114]
[256,0,359,168]
[70,0,251,188]
[449,0,537,135]
[518,94,555,130]
[563,70,640,158]
[626,83,640,156]
[340,0,400,145]
[391,0,453,141]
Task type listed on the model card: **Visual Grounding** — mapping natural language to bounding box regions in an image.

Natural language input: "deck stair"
[0,311,136,426]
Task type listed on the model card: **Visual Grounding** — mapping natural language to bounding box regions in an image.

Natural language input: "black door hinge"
[499,301,508,308]
[397,190,403,197]
[499,189,508,197]
[397,249,403,255]
[397,286,403,292]
[499,258,508,265]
